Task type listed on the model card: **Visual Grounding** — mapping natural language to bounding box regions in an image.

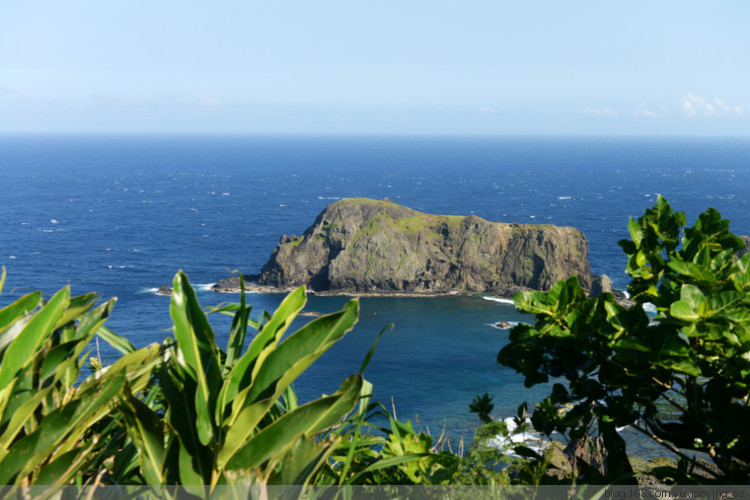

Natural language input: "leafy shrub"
[498,196,750,483]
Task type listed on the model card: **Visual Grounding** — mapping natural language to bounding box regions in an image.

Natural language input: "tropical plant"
[114,271,373,494]
[498,196,750,483]
[0,267,160,491]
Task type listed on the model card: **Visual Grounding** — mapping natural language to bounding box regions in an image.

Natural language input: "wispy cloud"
[633,108,658,119]
[576,107,618,117]
[681,93,745,116]
[204,97,221,107]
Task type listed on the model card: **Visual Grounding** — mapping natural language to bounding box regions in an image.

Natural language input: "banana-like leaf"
[0,291,41,342]
[96,325,136,355]
[54,292,99,335]
[0,384,55,462]
[0,286,69,388]
[32,443,94,486]
[217,287,306,424]
[0,370,126,484]
[120,385,166,485]
[224,273,250,371]
[224,375,362,471]
[170,270,221,446]
[218,301,359,470]
[266,434,340,487]
[244,300,359,410]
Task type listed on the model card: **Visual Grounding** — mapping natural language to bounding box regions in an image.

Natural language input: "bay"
[1,134,748,448]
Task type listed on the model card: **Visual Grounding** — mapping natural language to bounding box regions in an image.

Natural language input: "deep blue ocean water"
[1,134,749,452]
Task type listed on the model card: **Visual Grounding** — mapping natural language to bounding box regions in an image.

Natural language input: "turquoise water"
[1,134,749,448]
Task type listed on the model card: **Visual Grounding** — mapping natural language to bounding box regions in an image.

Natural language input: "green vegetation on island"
[257,198,594,296]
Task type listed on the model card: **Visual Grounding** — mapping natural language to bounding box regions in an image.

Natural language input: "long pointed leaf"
[96,325,136,355]
[218,301,359,468]
[224,375,362,471]
[170,270,221,446]
[0,286,69,388]
[0,292,41,342]
[217,287,306,423]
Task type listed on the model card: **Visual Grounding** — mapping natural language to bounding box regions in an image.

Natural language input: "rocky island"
[215,198,600,297]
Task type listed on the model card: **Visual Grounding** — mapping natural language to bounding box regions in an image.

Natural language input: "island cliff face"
[258,198,593,295]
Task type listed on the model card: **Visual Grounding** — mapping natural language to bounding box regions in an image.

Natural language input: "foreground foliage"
[0,270,462,492]
[499,196,750,483]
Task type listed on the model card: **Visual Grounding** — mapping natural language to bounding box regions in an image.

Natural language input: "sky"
[1,1,749,136]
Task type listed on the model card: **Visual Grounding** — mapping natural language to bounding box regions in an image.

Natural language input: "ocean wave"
[487,321,519,330]
[488,417,549,457]
[643,302,657,313]
[482,296,514,305]
[196,283,217,292]
[106,265,129,269]
[558,196,572,200]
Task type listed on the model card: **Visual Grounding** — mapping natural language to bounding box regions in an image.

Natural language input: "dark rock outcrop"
[257,198,594,295]
[157,284,172,295]
[589,274,613,297]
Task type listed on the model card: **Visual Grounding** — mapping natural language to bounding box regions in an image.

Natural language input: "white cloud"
[681,93,745,116]
[576,107,618,117]
[633,108,658,119]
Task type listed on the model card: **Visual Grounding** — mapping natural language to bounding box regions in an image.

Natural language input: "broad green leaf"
[224,273,250,371]
[0,286,69,389]
[671,300,699,322]
[120,386,166,485]
[266,434,338,486]
[0,292,41,342]
[32,446,93,486]
[96,325,136,355]
[513,291,552,316]
[628,217,644,247]
[680,284,705,310]
[0,384,54,462]
[218,301,359,468]
[170,270,221,446]
[0,371,125,484]
[54,292,98,334]
[217,287,306,423]
[224,375,362,471]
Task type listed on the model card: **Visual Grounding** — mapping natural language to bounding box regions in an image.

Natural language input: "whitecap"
[482,296,515,305]
[488,417,550,456]
[487,321,518,330]
[643,302,657,313]
[196,283,216,292]
[9,255,16,260]
[558,196,572,200]
[50,219,59,224]
[42,229,54,233]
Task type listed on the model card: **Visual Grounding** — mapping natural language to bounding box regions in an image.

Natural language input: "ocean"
[1,134,749,452]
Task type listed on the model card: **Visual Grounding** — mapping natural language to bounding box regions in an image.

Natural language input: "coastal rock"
[258,198,593,295]
[589,274,613,297]
[739,235,750,258]
[157,284,172,295]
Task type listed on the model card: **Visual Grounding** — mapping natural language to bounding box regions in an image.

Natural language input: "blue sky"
[1,1,748,135]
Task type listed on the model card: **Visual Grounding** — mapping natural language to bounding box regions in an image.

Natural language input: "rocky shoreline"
[208,198,644,306]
